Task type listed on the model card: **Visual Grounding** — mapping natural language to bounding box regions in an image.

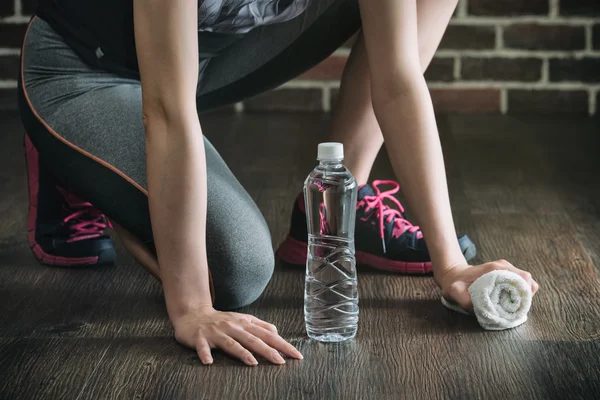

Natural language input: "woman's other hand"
[171,304,303,366]
[435,260,539,312]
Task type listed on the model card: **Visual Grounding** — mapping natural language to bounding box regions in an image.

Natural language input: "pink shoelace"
[56,187,111,243]
[358,180,422,253]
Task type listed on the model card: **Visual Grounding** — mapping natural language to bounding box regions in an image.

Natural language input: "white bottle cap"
[317,142,344,161]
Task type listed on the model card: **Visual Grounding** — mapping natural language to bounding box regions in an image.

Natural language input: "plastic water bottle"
[304,142,359,342]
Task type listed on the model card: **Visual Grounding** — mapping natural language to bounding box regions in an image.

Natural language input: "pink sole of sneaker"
[276,235,432,275]
[25,135,99,267]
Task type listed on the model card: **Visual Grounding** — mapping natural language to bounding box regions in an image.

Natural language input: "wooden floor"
[0,110,599,399]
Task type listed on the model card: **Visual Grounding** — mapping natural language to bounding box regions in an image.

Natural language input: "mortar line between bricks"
[435,50,600,58]
[453,57,461,80]
[541,58,549,84]
[495,25,503,49]
[589,90,596,116]
[0,80,17,89]
[0,15,30,23]
[322,86,331,112]
[457,0,467,18]
[333,48,350,57]
[281,80,334,89]
[549,0,559,19]
[449,18,599,26]
[500,89,508,114]
[585,24,593,51]
[14,0,21,16]
[0,49,21,56]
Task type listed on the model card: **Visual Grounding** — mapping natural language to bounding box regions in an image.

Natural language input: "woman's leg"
[188,0,472,274]
[194,0,455,184]
[271,0,475,273]
[329,0,459,184]
[20,17,273,310]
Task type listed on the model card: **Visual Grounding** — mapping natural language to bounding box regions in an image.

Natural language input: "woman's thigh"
[20,17,274,309]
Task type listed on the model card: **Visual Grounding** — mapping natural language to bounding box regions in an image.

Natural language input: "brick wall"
[248,0,600,115]
[1,0,599,114]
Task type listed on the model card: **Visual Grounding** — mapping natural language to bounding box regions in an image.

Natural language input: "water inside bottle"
[304,160,358,342]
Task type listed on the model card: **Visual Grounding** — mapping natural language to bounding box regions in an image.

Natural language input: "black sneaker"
[25,134,116,267]
[276,180,476,274]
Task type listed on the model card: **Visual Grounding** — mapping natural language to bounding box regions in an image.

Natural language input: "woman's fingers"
[241,315,303,358]
[243,315,278,333]
[213,334,258,366]
[492,260,538,293]
[196,337,213,365]
[227,327,286,365]
[247,324,303,360]
[174,308,303,367]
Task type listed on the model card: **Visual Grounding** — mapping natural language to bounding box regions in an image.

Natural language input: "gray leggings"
[19,2,360,310]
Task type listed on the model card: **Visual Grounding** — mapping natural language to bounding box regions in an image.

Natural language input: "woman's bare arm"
[132,0,301,365]
[134,0,211,317]
[359,0,464,270]
[358,0,538,309]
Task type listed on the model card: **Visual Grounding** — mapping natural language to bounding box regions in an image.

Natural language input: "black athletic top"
[36,0,310,79]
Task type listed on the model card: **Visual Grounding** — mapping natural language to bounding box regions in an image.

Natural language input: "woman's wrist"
[162,275,213,322]
[428,237,468,283]
[433,259,467,287]
[164,293,213,322]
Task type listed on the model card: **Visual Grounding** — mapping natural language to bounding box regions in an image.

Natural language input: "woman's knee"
[209,223,274,311]
[202,137,275,310]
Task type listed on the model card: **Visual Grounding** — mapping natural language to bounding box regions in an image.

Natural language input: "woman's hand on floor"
[171,304,303,366]
[435,260,539,312]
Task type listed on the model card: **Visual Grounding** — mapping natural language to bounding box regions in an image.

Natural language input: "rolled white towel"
[441,270,533,330]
